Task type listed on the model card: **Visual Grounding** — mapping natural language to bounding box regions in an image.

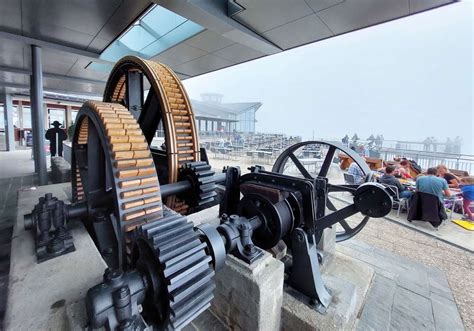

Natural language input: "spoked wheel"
[72,101,163,268]
[102,56,200,214]
[272,140,376,242]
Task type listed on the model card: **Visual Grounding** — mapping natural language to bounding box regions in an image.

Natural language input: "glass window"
[71,110,79,124]
[89,4,204,72]
[48,109,65,128]
[23,107,32,128]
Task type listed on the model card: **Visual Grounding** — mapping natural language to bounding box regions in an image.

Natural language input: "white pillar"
[1,93,15,151]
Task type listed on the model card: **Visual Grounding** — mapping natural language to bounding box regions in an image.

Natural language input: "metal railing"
[379,148,474,174]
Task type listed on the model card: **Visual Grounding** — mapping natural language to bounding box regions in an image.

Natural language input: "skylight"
[88,5,204,72]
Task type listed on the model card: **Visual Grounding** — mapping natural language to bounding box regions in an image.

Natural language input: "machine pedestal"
[211,252,284,331]
[282,251,374,331]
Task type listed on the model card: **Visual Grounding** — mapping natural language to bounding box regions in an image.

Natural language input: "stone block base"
[211,252,284,331]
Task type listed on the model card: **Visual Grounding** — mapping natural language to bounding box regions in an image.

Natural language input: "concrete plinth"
[5,183,106,330]
[211,252,284,331]
[281,252,374,331]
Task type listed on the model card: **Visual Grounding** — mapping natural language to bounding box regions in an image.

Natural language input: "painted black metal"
[178,161,218,211]
[125,70,143,120]
[131,212,215,330]
[271,140,379,242]
[219,166,241,216]
[86,268,147,330]
[196,223,227,271]
[217,214,263,264]
[24,193,75,263]
[287,228,332,312]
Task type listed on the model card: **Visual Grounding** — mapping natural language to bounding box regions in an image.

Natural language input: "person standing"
[342,134,349,146]
[444,138,453,153]
[416,167,451,202]
[45,121,67,157]
[423,137,431,151]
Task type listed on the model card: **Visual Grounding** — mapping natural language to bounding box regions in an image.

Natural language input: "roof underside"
[0,0,457,97]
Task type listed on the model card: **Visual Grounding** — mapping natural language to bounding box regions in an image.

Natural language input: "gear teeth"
[133,212,215,330]
[179,161,218,211]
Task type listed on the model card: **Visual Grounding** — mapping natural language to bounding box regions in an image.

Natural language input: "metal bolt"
[296,232,304,242]
[245,244,256,254]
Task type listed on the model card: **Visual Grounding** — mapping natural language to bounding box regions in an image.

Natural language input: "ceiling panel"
[409,0,453,14]
[184,30,235,53]
[0,39,25,68]
[174,54,233,77]
[304,0,346,13]
[0,0,22,33]
[88,0,151,52]
[41,49,81,75]
[67,59,109,81]
[20,0,121,39]
[233,0,313,32]
[317,0,409,35]
[213,43,265,62]
[155,44,208,66]
[263,15,333,50]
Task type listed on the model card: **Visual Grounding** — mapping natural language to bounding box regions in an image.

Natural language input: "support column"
[31,45,48,186]
[1,93,15,151]
[66,105,72,127]
[18,101,24,129]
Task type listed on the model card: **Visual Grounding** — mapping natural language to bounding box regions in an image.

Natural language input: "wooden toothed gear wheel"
[103,56,200,214]
[72,101,163,268]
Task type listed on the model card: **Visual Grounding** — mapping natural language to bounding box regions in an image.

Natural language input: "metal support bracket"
[287,228,332,312]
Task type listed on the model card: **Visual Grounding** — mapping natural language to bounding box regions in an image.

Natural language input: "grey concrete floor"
[333,199,474,330]
[0,174,38,327]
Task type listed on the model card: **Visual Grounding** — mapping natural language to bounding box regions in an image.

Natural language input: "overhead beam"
[0,82,102,97]
[0,65,106,85]
[0,31,112,65]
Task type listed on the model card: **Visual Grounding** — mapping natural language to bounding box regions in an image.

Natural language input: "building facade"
[192,93,261,134]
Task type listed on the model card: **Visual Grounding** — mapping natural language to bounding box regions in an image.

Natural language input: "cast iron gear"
[131,211,215,330]
[178,161,217,211]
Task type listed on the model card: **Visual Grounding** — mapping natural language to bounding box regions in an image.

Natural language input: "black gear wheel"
[178,161,217,211]
[131,211,216,330]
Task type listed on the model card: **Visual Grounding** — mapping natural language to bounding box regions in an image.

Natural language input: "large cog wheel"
[132,213,215,330]
[103,56,200,214]
[72,101,163,268]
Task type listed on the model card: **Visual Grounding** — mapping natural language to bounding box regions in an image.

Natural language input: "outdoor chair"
[383,184,409,217]
[343,172,356,185]
[444,196,464,220]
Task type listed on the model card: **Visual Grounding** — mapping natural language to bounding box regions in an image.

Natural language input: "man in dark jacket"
[380,165,413,199]
[45,121,67,157]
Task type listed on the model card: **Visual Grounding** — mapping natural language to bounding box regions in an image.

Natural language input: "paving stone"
[356,275,396,331]
[396,266,430,298]
[426,267,455,302]
[390,286,435,330]
[431,292,464,331]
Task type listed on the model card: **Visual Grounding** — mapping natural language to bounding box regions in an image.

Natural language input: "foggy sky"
[183,1,473,154]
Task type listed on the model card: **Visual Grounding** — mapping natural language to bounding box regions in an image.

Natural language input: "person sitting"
[459,176,474,222]
[398,160,413,179]
[436,164,459,188]
[416,167,451,202]
[380,165,413,199]
[347,161,365,184]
